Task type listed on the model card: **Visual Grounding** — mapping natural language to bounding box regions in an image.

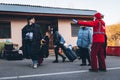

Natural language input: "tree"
[106,23,120,46]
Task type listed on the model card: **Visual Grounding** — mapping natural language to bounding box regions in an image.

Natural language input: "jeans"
[32,60,38,64]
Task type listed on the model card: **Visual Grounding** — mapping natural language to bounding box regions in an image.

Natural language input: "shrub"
[106,23,120,46]
[0,42,5,55]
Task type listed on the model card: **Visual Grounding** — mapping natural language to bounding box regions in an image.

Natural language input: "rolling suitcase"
[63,46,77,62]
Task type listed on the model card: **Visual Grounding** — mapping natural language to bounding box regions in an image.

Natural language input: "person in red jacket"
[72,12,106,72]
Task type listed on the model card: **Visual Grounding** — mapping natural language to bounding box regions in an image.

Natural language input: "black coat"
[53,31,61,46]
[53,31,65,46]
[40,36,49,58]
[22,23,42,59]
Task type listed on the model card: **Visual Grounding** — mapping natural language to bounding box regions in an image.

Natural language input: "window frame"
[71,23,81,37]
[0,21,11,39]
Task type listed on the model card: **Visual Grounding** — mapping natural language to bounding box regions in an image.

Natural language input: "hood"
[94,12,102,19]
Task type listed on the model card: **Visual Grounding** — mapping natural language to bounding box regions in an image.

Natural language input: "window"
[71,24,81,37]
[0,21,11,38]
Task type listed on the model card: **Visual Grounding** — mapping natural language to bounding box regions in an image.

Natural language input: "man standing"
[73,12,106,72]
[77,27,92,66]
[22,17,42,69]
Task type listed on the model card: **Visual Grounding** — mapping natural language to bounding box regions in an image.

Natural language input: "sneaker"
[89,69,98,72]
[33,63,38,69]
[53,60,58,63]
[80,64,87,66]
[62,57,66,62]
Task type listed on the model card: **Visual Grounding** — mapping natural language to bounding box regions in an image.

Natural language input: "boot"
[53,60,58,63]
[62,57,66,62]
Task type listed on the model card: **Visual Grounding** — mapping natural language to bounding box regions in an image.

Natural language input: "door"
[36,20,58,49]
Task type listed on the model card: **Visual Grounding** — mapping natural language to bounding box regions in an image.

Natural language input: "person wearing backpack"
[53,28,66,63]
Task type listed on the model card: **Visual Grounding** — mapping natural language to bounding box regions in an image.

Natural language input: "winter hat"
[94,12,102,19]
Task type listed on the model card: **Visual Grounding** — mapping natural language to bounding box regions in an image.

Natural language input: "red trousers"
[91,43,106,70]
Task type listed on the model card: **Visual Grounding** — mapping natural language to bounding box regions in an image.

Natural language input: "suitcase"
[63,46,77,62]
[75,49,81,58]
[5,50,23,60]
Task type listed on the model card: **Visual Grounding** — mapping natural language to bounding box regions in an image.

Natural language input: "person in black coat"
[53,28,66,63]
[40,33,49,58]
[22,17,42,69]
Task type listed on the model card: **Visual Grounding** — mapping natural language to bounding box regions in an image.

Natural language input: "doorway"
[36,18,58,49]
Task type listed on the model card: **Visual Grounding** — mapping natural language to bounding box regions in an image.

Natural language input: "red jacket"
[77,19,106,43]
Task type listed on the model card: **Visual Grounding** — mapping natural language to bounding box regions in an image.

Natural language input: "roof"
[0,3,97,16]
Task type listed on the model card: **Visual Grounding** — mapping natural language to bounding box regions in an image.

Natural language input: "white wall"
[0,17,27,47]
[58,19,77,46]
[11,18,27,47]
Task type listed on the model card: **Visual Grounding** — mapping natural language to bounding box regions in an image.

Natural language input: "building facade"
[0,3,97,48]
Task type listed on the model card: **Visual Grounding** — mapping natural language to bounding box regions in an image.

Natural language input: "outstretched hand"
[72,19,78,24]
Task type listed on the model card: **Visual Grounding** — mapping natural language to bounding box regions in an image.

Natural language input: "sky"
[0,0,120,25]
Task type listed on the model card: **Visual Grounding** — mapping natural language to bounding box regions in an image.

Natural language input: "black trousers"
[79,47,91,64]
[54,44,66,61]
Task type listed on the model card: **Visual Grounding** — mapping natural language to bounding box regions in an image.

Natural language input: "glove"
[72,19,78,24]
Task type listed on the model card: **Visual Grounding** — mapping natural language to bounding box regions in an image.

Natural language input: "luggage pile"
[40,41,49,58]
[3,44,23,60]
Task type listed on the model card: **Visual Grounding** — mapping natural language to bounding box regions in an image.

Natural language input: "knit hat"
[94,12,102,19]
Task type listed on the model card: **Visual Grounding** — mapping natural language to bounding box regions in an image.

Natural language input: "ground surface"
[0,56,120,80]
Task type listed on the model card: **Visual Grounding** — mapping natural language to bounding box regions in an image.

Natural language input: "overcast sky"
[0,0,120,25]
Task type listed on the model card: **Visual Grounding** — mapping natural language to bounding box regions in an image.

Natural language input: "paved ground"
[0,56,120,80]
